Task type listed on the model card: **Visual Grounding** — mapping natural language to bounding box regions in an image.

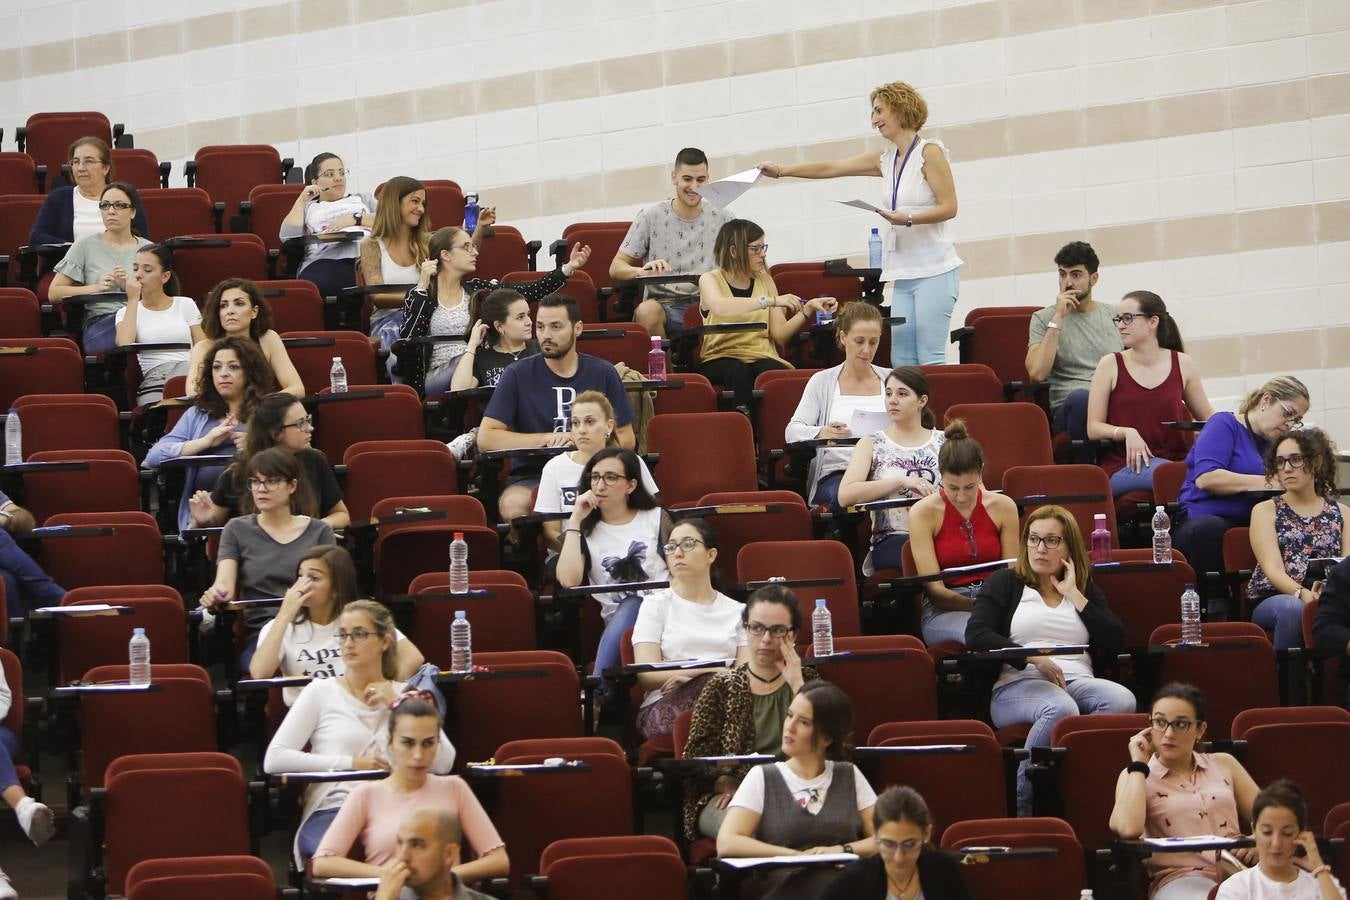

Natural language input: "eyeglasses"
[1273,454,1306,470]
[452,242,477,253]
[1150,716,1195,734]
[98,201,133,211]
[877,838,923,857]
[747,243,769,255]
[746,622,792,639]
[1111,312,1152,326]
[959,517,979,559]
[318,168,350,179]
[336,628,382,644]
[246,476,288,492]
[1026,533,1065,549]
[589,472,631,486]
[70,157,103,168]
[281,415,314,431]
[1277,400,1304,428]
[661,537,706,555]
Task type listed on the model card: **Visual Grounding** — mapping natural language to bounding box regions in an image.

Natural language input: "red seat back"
[26,449,140,525]
[256,279,326,333]
[44,512,164,588]
[694,491,814,585]
[507,269,599,324]
[737,540,861,637]
[1149,622,1278,739]
[0,195,45,285]
[190,145,286,218]
[0,154,39,195]
[867,720,1008,834]
[941,817,1087,900]
[1095,551,1195,648]
[343,447,459,522]
[312,385,425,467]
[282,330,378,390]
[109,148,167,191]
[1004,464,1117,547]
[171,233,268,304]
[646,412,757,508]
[20,112,113,179]
[578,323,651,371]
[0,338,84,407]
[0,288,41,338]
[1050,714,1150,852]
[817,635,937,742]
[946,402,1053,490]
[59,595,189,685]
[140,188,216,241]
[126,856,273,900]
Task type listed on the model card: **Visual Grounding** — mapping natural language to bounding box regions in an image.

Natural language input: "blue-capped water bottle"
[867,228,883,269]
[463,192,480,233]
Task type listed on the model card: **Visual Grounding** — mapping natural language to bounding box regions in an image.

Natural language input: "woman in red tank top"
[1086,291,1213,496]
[906,420,1021,647]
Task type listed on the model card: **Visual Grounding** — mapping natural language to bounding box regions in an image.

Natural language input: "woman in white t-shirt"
[535,391,659,553]
[358,176,429,353]
[1216,780,1345,900]
[632,519,748,739]
[837,365,943,573]
[719,680,879,900]
[249,544,425,705]
[556,447,674,688]
[114,243,204,403]
[280,152,374,298]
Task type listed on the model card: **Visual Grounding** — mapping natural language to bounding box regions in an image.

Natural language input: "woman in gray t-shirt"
[49,182,152,353]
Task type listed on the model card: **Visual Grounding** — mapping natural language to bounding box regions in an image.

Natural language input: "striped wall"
[4,0,1348,434]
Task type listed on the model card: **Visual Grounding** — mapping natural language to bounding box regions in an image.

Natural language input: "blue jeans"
[370,311,403,355]
[871,532,909,572]
[888,268,960,366]
[992,674,1137,815]
[83,312,117,354]
[0,725,19,792]
[299,258,357,299]
[811,471,844,512]
[0,528,66,617]
[593,594,644,684]
[1252,593,1302,650]
[1052,388,1090,440]
[297,805,340,860]
[919,583,979,646]
[1109,457,1166,495]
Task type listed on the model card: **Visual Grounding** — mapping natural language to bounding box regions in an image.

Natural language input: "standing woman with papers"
[759,81,961,366]
[1110,683,1259,900]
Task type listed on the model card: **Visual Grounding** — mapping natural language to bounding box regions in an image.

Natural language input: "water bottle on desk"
[449,531,469,593]
[647,336,667,381]
[463,193,480,233]
[450,610,472,673]
[814,295,834,327]
[329,357,347,393]
[1090,514,1111,564]
[129,628,151,685]
[4,408,20,465]
[867,228,883,269]
[1151,506,1172,564]
[811,598,833,658]
[1180,583,1202,645]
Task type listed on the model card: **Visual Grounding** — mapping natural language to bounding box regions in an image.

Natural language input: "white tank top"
[879,138,962,282]
[370,239,420,326]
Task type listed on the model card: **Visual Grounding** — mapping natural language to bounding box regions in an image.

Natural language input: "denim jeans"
[593,594,644,684]
[296,805,340,860]
[1251,593,1302,650]
[871,532,910,572]
[0,725,19,792]
[810,471,845,513]
[1051,388,1090,443]
[83,312,118,354]
[991,674,1137,814]
[888,268,960,366]
[1109,456,1166,495]
[919,583,979,647]
[0,528,66,617]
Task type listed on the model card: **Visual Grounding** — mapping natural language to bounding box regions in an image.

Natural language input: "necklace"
[747,666,782,684]
[888,864,919,899]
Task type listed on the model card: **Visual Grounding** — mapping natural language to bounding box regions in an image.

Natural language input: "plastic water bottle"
[329,357,347,393]
[1180,583,1202,645]
[129,628,151,686]
[463,192,479,232]
[4,408,19,466]
[450,610,472,673]
[1151,506,1172,564]
[647,336,667,381]
[1090,514,1111,564]
[811,598,834,658]
[814,295,834,327]
[867,228,883,269]
[449,531,469,594]
[1080,891,1095,900]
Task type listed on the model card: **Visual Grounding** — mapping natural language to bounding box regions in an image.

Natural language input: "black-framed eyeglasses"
[281,415,314,431]
[318,168,350,179]
[246,476,288,492]
[1150,716,1195,733]
[1111,312,1152,326]
[98,201,133,211]
[589,472,630,486]
[336,628,381,644]
[1273,454,1306,470]
[1026,533,1064,549]
[661,537,706,555]
[877,838,923,856]
[746,622,792,639]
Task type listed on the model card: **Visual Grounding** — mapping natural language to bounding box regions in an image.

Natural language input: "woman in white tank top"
[359,176,430,353]
[757,80,962,367]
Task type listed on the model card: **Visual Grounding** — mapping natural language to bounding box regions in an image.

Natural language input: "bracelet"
[1113,427,1122,441]
[1310,865,1330,879]
[1125,762,1150,776]
[563,528,582,537]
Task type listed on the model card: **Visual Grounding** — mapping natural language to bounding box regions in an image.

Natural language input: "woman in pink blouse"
[1109,683,1260,900]
[311,694,509,884]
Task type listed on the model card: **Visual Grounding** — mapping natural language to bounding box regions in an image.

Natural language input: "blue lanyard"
[890,136,921,212]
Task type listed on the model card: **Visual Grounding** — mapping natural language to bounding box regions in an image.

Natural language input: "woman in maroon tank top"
[1086,291,1213,496]
[906,420,1020,647]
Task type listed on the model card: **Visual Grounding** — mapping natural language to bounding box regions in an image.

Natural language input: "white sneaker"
[16,796,55,846]
[0,866,16,900]
[446,429,477,460]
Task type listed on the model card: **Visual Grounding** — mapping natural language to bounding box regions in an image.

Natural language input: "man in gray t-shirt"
[1025,241,1122,441]
[609,147,733,338]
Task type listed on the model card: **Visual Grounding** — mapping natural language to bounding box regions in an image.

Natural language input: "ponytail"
[886,366,935,429]
[1123,290,1184,353]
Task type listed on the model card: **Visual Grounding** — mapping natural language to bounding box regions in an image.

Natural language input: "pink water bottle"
[1090,514,1111,564]
[647,336,667,381]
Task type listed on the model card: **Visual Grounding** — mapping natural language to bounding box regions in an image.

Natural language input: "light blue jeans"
[920,583,979,647]
[888,268,960,366]
[593,594,644,688]
[1110,456,1166,495]
[991,674,1137,815]
[1251,593,1302,650]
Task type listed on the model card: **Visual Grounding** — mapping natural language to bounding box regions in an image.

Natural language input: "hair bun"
[943,418,969,441]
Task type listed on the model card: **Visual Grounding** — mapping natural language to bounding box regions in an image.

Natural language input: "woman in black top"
[188,391,348,530]
[449,287,541,391]
[824,786,972,900]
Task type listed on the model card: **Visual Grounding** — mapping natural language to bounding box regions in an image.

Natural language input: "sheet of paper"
[33,604,121,615]
[721,853,858,869]
[695,167,763,209]
[320,877,380,887]
[835,198,885,213]
[1143,835,1238,848]
[848,408,892,436]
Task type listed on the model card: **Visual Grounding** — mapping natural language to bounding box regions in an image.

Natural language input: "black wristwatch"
[353,210,363,226]
[842,843,854,855]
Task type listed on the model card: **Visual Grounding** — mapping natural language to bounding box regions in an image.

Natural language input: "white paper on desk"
[835,198,886,213]
[721,853,858,869]
[848,408,892,436]
[320,877,380,887]
[33,604,121,615]
[696,167,763,209]
[75,683,154,692]
[1143,835,1236,848]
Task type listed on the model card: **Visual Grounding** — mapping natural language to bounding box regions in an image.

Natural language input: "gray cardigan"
[785,363,890,501]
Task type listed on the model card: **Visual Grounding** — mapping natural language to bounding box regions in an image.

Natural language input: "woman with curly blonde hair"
[758,81,961,367]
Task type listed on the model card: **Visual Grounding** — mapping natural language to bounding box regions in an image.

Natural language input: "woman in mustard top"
[695,219,837,408]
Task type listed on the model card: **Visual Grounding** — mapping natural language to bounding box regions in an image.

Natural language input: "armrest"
[525,239,542,271]
[549,238,567,263]
[35,164,48,194]
[280,157,295,182]
[184,158,198,187]
[157,161,171,188]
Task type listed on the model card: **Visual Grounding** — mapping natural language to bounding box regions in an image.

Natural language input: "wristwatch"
[1045,321,1061,330]
[905,212,913,227]
[842,843,854,855]
[353,210,363,226]
[758,296,769,310]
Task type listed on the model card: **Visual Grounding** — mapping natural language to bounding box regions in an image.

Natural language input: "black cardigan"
[821,849,974,900]
[964,567,1126,671]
